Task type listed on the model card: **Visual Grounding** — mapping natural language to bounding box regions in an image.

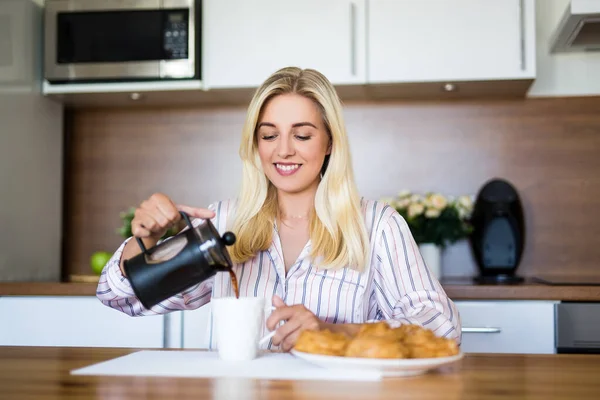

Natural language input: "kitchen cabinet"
[1,0,64,281]
[367,0,536,84]
[203,0,366,89]
[0,296,165,348]
[182,304,212,349]
[455,300,558,354]
[181,300,558,354]
[0,0,38,87]
[39,0,542,106]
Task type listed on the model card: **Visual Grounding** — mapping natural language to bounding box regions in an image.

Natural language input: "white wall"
[0,0,63,281]
[528,0,600,97]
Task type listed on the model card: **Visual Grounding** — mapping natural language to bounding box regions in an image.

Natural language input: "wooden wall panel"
[64,97,600,279]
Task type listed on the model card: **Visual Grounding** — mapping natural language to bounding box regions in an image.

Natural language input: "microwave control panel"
[163,11,189,59]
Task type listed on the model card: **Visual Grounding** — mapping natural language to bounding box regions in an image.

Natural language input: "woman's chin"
[273,184,306,195]
[266,170,321,195]
[270,179,311,195]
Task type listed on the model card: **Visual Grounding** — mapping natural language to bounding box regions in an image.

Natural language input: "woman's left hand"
[266,295,323,352]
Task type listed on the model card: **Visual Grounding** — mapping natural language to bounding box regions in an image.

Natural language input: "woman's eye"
[295,135,311,141]
[261,134,277,140]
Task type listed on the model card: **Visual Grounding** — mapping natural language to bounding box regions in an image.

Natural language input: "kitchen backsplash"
[63,96,600,279]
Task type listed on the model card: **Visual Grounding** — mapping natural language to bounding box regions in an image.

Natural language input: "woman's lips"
[275,163,301,176]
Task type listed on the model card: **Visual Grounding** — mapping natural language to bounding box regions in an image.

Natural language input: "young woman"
[97,67,462,352]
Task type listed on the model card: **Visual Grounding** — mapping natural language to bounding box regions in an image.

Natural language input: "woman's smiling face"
[256,93,331,195]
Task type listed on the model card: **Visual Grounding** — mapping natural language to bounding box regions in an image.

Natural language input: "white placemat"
[71,350,382,381]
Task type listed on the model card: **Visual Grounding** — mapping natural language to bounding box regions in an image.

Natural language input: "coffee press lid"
[193,217,236,269]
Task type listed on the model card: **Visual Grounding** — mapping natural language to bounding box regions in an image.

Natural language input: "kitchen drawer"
[455,300,558,354]
[0,296,165,348]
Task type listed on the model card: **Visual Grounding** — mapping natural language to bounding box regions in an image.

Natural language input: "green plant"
[381,191,474,249]
[117,207,179,240]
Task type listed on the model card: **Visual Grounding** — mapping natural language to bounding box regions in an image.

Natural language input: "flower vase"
[419,243,442,280]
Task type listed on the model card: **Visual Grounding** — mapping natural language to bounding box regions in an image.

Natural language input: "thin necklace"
[280,212,309,220]
[277,210,310,230]
[278,207,311,219]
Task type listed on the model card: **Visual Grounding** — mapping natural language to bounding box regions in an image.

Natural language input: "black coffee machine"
[468,178,525,284]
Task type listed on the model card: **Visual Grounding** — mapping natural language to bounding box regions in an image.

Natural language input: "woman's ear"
[326,141,332,155]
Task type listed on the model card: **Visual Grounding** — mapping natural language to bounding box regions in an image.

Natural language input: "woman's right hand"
[131,193,216,242]
[119,193,216,276]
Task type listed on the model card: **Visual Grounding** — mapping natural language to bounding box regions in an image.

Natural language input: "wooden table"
[2,347,600,399]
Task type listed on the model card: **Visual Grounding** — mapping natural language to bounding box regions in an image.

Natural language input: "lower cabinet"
[1,296,558,354]
[180,301,559,354]
[181,304,212,349]
[0,296,165,348]
[455,300,558,354]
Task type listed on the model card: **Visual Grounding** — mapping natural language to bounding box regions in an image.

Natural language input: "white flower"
[423,196,433,208]
[398,190,411,198]
[396,198,411,209]
[410,194,422,203]
[458,195,473,210]
[430,194,448,210]
[380,197,395,206]
[425,208,441,218]
[408,203,424,218]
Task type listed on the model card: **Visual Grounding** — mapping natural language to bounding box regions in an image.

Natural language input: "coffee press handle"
[135,211,194,254]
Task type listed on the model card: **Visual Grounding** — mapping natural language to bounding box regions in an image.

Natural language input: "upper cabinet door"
[367,0,536,84]
[203,0,366,89]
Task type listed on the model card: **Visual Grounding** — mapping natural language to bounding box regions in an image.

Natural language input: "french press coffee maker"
[123,212,236,309]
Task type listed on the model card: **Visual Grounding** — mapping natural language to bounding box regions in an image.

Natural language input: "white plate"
[290,350,464,377]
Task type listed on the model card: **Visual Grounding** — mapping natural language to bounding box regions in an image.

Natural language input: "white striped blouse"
[97,198,462,350]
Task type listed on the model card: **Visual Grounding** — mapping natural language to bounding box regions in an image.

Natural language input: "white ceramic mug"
[212,296,266,361]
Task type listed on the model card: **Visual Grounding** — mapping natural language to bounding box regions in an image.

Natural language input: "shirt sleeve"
[370,207,462,345]
[96,237,214,317]
[95,202,225,317]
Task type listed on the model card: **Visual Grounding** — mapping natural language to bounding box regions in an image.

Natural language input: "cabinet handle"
[463,327,502,334]
[350,2,357,76]
[518,0,526,71]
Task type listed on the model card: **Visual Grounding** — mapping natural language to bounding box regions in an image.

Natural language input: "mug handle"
[135,211,194,254]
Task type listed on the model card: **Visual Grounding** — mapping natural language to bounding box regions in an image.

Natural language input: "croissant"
[294,322,459,359]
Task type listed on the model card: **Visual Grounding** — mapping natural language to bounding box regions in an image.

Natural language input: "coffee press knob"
[222,232,236,246]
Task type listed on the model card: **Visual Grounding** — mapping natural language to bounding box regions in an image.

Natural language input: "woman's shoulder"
[359,197,408,237]
[202,198,238,234]
[208,198,237,217]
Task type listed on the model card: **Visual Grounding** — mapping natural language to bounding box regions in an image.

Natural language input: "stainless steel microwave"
[44,0,200,83]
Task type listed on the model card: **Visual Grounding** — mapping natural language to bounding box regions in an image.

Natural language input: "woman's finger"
[132,209,162,236]
[177,204,216,220]
[266,305,297,331]
[154,206,179,230]
[282,314,321,351]
[280,312,321,352]
[266,295,289,330]
[271,315,303,347]
[131,220,152,238]
[281,329,303,352]
[272,295,286,307]
[152,195,181,225]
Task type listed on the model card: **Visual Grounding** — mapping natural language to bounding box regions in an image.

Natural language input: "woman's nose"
[277,136,295,158]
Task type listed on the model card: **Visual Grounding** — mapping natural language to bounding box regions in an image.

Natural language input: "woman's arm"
[96,237,213,316]
[96,199,234,317]
[369,206,462,344]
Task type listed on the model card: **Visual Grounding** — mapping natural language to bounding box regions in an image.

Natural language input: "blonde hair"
[229,67,369,271]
